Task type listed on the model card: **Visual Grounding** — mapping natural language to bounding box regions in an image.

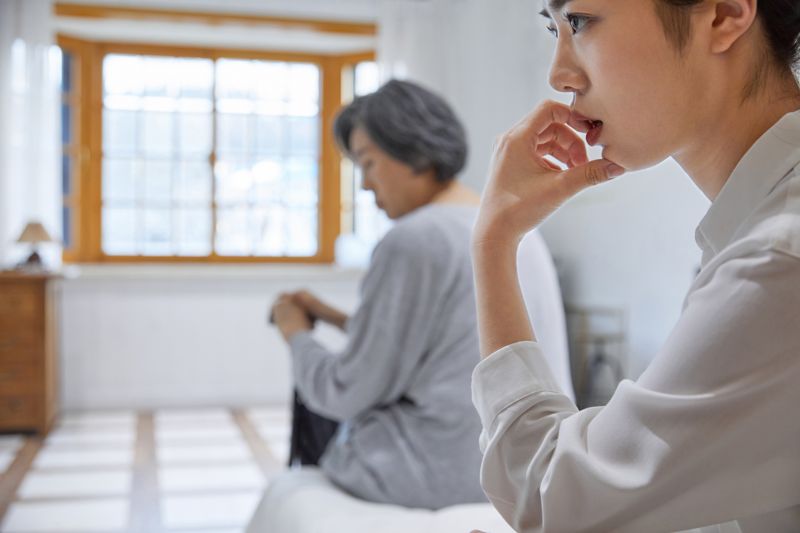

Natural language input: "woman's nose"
[548,40,587,94]
[361,173,374,191]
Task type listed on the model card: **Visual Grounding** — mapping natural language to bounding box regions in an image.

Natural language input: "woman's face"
[545,0,709,171]
[349,126,435,219]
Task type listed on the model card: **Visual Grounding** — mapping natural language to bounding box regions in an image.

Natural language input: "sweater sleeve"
[290,225,447,420]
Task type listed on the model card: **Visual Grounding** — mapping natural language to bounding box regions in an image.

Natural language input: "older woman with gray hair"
[267,79,486,508]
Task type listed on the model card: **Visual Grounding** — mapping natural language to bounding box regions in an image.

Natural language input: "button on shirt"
[472,110,800,532]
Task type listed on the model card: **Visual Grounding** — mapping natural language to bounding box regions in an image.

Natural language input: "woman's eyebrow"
[547,0,573,14]
[540,0,573,19]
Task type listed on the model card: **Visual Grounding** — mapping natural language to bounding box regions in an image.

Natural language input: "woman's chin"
[602,145,671,173]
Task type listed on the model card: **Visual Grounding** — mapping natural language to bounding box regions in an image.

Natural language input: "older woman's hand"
[290,289,349,331]
[269,293,313,342]
[473,100,625,249]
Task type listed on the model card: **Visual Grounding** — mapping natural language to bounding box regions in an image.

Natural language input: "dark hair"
[333,79,468,183]
[655,0,800,74]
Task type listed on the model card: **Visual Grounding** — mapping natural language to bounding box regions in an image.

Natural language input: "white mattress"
[245,468,515,533]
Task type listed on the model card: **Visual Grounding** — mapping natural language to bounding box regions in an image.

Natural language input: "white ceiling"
[54,0,379,54]
[56,0,380,22]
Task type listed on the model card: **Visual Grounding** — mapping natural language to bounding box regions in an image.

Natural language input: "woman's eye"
[546,24,558,38]
[566,14,590,34]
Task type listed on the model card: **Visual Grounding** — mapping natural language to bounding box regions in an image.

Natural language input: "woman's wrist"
[472,226,521,257]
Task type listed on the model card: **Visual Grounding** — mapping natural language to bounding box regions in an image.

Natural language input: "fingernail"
[606,163,625,178]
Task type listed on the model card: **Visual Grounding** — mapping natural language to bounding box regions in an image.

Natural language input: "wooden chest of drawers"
[0,273,60,434]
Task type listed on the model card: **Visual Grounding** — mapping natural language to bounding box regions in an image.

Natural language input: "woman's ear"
[706,0,758,55]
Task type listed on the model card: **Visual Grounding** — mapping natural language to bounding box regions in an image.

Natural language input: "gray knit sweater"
[288,203,486,509]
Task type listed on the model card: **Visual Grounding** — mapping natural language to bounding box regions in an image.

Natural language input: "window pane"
[284,157,318,208]
[255,115,283,155]
[142,208,172,255]
[104,55,144,96]
[176,160,212,205]
[287,117,318,156]
[143,160,172,205]
[252,206,285,256]
[178,113,212,156]
[177,60,213,100]
[215,208,250,256]
[286,209,317,256]
[103,207,137,255]
[253,61,287,101]
[215,157,252,205]
[103,158,137,202]
[251,158,282,203]
[62,206,72,250]
[142,57,174,98]
[288,63,319,104]
[217,113,250,154]
[61,51,72,93]
[61,103,71,144]
[175,208,212,256]
[140,111,174,156]
[103,110,137,155]
[62,155,71,196]
[217,59,254,100]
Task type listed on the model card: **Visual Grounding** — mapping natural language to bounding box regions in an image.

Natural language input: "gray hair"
[333,79,468,183]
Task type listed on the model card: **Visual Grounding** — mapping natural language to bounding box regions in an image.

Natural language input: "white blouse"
[472,110,800,532]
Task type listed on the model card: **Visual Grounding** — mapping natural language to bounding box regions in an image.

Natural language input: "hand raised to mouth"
[474,99,625,246]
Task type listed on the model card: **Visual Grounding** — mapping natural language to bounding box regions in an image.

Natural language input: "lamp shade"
[16,222,53,244]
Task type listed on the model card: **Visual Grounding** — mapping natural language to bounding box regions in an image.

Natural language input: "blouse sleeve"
[472,249,800,532]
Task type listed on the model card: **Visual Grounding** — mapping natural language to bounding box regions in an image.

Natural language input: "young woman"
[471,0,800,531]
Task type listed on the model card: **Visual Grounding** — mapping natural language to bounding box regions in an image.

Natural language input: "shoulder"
[744,167,800,259]
[375,204,475,259]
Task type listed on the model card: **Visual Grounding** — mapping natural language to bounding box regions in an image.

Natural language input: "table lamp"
[16,221,54,268]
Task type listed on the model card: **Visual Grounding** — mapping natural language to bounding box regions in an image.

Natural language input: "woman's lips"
[570,110,604,147]
[586,122,603,147]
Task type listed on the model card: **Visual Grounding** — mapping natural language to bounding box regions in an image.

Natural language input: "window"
[60,49,78,255]
[101,53,321,258]
[57,37,375,264]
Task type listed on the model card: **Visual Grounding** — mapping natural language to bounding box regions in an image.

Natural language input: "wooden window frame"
[56,35,374,264]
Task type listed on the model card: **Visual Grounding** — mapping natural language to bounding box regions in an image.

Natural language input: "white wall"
[539,162,709,377]
[59,266,361,410]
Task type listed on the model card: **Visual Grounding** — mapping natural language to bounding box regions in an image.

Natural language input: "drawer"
[0,362,40,395]
[0,329,40,362]
[0,284,40,322]
[0,395,39,430]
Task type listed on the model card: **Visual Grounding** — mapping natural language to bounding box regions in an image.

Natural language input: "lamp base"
[24,251,42,266]
[15,250,47,273]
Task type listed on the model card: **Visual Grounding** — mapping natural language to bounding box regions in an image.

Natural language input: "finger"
[536,143,573,168]
[558,159,626,195]
[538,123,589,166]
[510,99,573,139]
[537,140,587,169]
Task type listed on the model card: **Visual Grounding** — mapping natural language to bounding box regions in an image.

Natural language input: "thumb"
[560,159,625,194]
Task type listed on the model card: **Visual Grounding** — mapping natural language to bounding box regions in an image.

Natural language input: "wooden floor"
[0,408,289,533]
